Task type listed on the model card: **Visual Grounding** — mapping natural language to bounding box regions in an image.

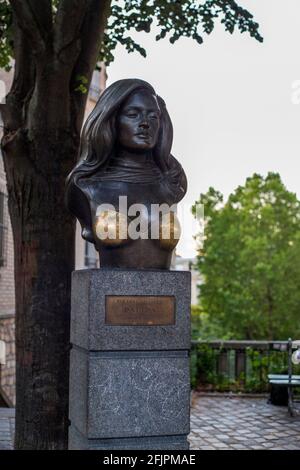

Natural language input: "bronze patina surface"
[66,79,187,269]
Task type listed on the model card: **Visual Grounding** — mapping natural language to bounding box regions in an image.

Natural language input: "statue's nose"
[139,120,149,129]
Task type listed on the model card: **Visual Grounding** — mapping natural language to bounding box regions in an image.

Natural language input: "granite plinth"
[68,269,191,450]
[70,269,190,351]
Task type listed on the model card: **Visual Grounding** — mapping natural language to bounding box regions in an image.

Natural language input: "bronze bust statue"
[66,79,187,269]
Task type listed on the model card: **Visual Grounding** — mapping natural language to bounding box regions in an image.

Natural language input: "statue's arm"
[65,181,94,243]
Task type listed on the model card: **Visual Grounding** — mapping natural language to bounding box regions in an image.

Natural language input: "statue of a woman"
[66,79,187,269]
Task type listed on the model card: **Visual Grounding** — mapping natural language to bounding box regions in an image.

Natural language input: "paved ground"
[189,393,300,450]
[0,394,299,450]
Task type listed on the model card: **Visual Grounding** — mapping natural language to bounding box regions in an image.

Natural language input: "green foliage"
[192,173,300,340]
[0,0,12,70]
[191,344,300,392]
[191,343,218,388]
[191,304,232,340]
[0,1,263,69]
[101,0,263,65]
[244,348,270,392]
[74,74,89,94]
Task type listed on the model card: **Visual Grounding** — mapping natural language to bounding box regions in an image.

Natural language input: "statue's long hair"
[67,79,174,185]
[65,79,187,240]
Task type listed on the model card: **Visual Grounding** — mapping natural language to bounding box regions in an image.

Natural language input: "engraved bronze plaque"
[105,295,175,326]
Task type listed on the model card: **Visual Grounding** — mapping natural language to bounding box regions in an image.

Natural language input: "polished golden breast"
[94,210,181,250]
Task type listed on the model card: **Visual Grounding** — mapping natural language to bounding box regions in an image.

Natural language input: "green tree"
[0,1,262,449]
[193,173,300,341]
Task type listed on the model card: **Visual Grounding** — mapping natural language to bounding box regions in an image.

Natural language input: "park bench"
[268,339,300,417]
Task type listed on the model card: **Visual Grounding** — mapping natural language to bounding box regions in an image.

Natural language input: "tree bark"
[5,132,77,449]
[1,0,111,449]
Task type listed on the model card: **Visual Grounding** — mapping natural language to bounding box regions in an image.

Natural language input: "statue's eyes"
[125,111,138,118]
[123,111,159,119]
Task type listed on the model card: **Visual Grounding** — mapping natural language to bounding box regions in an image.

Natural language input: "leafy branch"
[100,0,263,65]
[0,0,263,69]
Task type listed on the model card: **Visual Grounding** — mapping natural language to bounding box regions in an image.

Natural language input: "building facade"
[0,155,16,406]
[0,70,15,405]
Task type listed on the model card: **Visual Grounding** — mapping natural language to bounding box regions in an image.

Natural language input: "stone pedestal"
[68,269,191,450]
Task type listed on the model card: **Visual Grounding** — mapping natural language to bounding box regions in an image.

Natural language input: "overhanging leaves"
[100,0,263,65]
[0,0,263,69]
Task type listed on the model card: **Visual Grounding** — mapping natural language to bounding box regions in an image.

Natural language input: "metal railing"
[191,340,295,392]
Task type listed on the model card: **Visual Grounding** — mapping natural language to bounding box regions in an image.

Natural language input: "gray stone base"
[69,425,189,450]
[68,269,191,450]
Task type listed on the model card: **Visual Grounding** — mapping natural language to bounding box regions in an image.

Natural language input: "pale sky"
[107,0,300,258]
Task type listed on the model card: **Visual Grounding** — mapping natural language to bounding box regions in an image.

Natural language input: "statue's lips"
[135,133,151,139]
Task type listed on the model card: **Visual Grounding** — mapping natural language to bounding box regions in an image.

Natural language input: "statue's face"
[117,89,161,151]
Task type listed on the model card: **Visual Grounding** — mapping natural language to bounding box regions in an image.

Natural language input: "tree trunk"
[0,0,111,448]
[3,130,78,449]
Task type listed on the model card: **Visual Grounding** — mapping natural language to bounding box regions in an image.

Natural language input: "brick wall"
[0,69,16,406]
[0,151,16,406]
[0,315,15,405]
[0,172,15,316]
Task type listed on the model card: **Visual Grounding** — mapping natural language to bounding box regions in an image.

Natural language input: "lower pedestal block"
[68,269,191,450]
